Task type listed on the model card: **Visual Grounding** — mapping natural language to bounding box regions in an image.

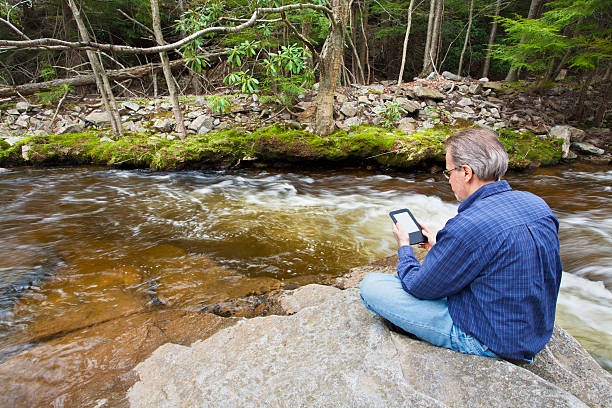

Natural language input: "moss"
[0,123,564,171]
[498,129,562,168]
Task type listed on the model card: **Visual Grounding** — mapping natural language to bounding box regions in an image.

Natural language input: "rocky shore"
[1,73,610,170]
[127,257,612,408]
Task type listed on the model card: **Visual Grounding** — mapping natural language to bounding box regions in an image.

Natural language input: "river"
[0,164,610,402]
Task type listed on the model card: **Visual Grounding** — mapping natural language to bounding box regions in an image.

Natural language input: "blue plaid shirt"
[397,180,562,360]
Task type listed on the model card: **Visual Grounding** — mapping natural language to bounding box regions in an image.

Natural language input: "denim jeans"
[359,272,500,359]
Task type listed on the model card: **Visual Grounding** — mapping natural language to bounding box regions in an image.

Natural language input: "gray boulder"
[85,111,111,127]
[15,101,30,112]
[340,102,358,117]
[153,119,174,132]
[398,118,416,134]
[442,71,462,81]
[549,126,587,159]
[128,282,611,408]
[395,97,421,113]
[121,101,141,112]
[344,117,363,128]
[572,142,605,156]
[188,114,214,132]
[413,86,445,101]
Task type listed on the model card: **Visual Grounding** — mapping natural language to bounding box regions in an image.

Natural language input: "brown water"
[0,164,611,406]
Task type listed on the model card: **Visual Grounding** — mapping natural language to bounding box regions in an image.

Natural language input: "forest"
[0,0,610,139]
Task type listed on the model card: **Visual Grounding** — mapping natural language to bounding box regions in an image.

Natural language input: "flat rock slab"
[128,283,611,407]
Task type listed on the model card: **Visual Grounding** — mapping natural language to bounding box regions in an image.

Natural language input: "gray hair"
[445,129,508,181]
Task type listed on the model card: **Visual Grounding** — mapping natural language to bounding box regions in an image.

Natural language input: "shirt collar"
[458,180,512,213]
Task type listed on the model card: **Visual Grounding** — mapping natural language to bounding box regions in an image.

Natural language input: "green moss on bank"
[0,125,563,171]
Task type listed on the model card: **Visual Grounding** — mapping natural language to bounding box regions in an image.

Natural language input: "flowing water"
[0,164,611,403]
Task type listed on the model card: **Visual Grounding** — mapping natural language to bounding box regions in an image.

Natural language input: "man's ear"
[462,165,474,182]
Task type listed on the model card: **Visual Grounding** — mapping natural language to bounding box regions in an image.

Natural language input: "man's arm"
[395,222,484,299]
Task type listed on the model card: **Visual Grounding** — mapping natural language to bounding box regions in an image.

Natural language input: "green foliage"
[223,71,260,94]
[374,101,407,129]
[207,94,232,114]
[227,40,260,68]
[36,84,73,105]
[492,0,612,76]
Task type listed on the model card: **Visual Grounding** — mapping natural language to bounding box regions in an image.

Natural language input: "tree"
[457,0,474,76]
[397,0,416,85]
[482,0,502,79]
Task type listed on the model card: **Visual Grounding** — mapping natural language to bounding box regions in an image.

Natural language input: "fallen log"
[0,60,186,98]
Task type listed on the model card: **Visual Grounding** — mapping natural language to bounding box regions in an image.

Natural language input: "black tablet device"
[389,208,426,245]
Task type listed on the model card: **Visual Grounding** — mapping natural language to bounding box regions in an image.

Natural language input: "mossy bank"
[0,124,563,171]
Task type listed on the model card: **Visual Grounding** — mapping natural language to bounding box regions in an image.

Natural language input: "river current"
[0,164,611,375]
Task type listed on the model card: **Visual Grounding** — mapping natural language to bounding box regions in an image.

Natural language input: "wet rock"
[128,279,610,408]
[85,111,111,127]
[572,142,605,155]
[580,154,611,164]
[0,309,234,408]
[441,71,462,81]
[21,145,30,160]
[413,86,445,101]
[15,102,29,112]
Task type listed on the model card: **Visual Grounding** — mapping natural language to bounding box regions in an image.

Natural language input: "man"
[359,128,563,363]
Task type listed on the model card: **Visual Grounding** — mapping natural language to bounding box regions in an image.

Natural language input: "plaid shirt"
[397,180,562,360]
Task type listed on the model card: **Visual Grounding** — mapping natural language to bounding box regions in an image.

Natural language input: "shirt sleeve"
[396,223,485,299]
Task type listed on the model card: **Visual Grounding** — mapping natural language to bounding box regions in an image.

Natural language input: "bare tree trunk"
[457,0,474,77]
[482,0,501,79]
[430,0,443,73]
[421,0,436,76]
[397,0,415,85]
[314,0,352,137]
[506,0,546,81]
[357,0,370,84]
[67,0,123,136]
[150,0,187,140]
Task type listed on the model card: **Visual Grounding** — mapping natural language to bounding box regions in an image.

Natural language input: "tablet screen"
[393,211,421,234]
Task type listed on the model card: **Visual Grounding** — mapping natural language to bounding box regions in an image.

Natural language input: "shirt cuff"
[398,245,415,260]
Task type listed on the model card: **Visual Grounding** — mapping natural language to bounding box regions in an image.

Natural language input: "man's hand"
[392,222,411,247]
[418,223,435,251]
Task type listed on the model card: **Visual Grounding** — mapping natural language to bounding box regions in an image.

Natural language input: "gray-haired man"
[360,128,562,363]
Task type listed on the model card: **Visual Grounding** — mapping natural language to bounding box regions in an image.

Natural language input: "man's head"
[444,129,508,201]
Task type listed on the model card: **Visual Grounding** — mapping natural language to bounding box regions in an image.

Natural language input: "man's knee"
[359,272,395,305]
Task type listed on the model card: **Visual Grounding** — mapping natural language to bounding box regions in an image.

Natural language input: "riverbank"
[1,76,610,171]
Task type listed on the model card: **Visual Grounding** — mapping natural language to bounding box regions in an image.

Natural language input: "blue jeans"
[359,273,500,359]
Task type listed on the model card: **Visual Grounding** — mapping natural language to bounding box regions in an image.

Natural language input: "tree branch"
[280,12,320,62]
[0,4,333,54]
[0,17,30,40]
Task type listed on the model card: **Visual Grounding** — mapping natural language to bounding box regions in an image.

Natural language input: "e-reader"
[389,208,426,245]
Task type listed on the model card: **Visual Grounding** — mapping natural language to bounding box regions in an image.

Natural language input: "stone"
[426,71,437,80]
[335,94,348,104]
[15,102,30,112]
[15,116,29,128]
[457,97,473,107]
[159,102,172,111]
[21,145,30,160]
[121,102,141,111]
[369,84,385,93]
[468,83,482,95]
[463,106,475,115]
[59,123,84,134]
[85,111,111,126]
[3,136,26,145]
[489,107,501,119]
[188,115,214,132]
[340,102,358,117]
[479,77,489,82]
[344,117,363,128]
[481,81,502,90]
[100,137,114,142]
[549,126,587,159]
[395,98,420,113]
[128,283,612,408]
[398,118,416,134]
[358,95,369,104]
[7,109,20,116]
[368,93,378,101]
[413,86,445,101]
[153,119,173,132]
[572,142,605,155]
[441,71,462,81]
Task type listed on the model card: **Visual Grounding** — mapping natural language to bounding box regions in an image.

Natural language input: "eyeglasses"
[442,167,461,179]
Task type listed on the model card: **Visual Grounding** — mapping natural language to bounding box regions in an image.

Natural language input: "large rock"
[128,281,610,407]
[395,97,421,113]
[340,102,358,117]
[413,86,445,101]
[84,111,111,127]
[441,71,462,81]
[188,114,214,132]
[572,142,605,156]
[549,126,587,158]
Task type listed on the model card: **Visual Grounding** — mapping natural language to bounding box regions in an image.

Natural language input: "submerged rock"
[128,278,611,407]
